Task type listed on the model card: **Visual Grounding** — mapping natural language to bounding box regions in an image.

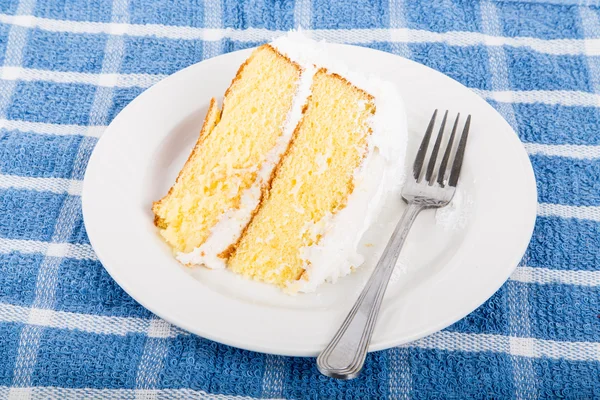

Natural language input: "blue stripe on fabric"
[23,30,107,73]
[107,87,145,123]
[446,285,508,335]
[282,351,390,399]
[408,43,493,90]
[0,189,66,242]
[513,103,600,145]
[0,253,42,307]
[222,40,263,53]
[408,349,515,399]
[0,323,22,386]
[404,0,482,33]
[534,358,600,399]
[31,329,146,388]
[6,82,96,126]
[0,24,10,67]
[0,130,83,179]
[532,155,600,206]
[121,37,202,75]
[505,48,592,92]
[0,0,19,15]
[34,0,113,23]
[497,2,582,39]
[159,335,265,397]
[222,0,294,30]
[129,0,204,27]
[524,282,600,342]
[53,258,151,318]
[526,216,600,272]
[312,0,389,29]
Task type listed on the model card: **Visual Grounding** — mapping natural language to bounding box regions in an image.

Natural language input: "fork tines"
[413,110,471,187]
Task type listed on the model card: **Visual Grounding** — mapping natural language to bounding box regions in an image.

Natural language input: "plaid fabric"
[0,0,599,398]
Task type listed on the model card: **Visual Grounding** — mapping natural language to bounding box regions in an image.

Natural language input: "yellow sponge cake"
[153,33,407,293]
[229,70,374,286]
[153,44,304,264]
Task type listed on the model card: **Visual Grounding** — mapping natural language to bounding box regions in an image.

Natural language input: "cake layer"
[228,69,375,288]
[153,45,302,258]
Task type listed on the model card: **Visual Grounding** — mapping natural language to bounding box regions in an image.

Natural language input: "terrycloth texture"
[0,0,599,398]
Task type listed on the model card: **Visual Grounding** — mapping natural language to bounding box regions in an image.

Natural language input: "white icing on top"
[272,32,408,293]
[176,60,317,269]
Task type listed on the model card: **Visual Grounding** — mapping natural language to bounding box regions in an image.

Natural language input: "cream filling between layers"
[177,65,317,269]
[273,32,408,294]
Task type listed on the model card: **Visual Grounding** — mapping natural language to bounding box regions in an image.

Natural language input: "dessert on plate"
[152,32,407,293]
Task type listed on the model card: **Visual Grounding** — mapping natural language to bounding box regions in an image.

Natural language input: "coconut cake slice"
[153,33,407,293]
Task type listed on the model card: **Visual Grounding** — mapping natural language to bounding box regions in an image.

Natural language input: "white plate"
[82,44,537,357]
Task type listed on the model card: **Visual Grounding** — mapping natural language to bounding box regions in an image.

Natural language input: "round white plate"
[82,44,537,357]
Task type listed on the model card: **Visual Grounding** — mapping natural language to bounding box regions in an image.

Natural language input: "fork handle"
[316,202,423,380]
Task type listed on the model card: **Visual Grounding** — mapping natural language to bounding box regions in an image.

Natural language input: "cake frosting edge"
[273,32,408,293]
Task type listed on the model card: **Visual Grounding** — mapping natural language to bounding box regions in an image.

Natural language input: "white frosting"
[272,32,408,293]
[176,62,317,268]
[178,32,407,294]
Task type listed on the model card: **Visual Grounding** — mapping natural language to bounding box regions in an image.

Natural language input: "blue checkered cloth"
[0,0,599,398]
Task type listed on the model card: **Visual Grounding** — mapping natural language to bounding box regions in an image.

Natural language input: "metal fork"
[316,110,472,380]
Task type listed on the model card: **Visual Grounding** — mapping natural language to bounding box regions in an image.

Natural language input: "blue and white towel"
[0,0,599,398]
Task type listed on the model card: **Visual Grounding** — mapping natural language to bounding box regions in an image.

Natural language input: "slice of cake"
[153,44,311,269]
[153,33,407,293]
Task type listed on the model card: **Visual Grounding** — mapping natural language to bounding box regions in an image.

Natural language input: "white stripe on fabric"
[11,196,81,388]
[7,387,30,400]
[2,386,268,400]
[474,88,600,107]
[2,13,600,55]
[1,301,599,361]
[407,331,600,362]
[293,0,312,30]
[538,203,600,222]
[523,142,600,159]
[480,3,536,398]
[261,355,286,398]
[506,279,537,400]
[511,266,600,287]
[0,174,82,195]
[388,347,411,400]
[7,65,600,110]
[0,238,96,260]
[0,302,183,337]
[135,319,173,398]
[0,66,165,88]
[0,3,35,120]
[202,0,223,60]
[2,1,40,393]
[480,1,519,130]
[0,118,105,137]
[388,0,411,58]
[1,67,598,110]
[87,8,128,128]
